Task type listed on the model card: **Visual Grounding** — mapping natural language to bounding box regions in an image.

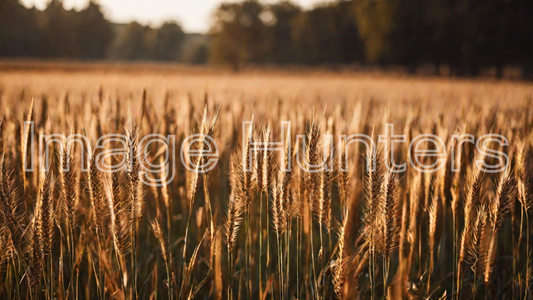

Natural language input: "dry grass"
[0,67,531,299]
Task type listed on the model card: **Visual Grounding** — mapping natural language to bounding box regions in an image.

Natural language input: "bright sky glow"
[19,0,335,33]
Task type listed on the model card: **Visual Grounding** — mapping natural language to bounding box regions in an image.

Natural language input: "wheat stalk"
[333,211,348,300]
[363,142,384,300]
[485,168,515,286]
[21,98,34,193]
[466,205,487,296]
[457,155,485,298]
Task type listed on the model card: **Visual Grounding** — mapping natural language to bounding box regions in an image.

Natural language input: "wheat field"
[0,67,532,299]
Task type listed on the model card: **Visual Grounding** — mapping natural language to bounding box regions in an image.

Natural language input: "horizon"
[18,0,334,33]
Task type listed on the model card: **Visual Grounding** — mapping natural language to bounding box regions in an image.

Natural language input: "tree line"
[1,0,532,77]
[210,0,533,77]
[0,0,207,63]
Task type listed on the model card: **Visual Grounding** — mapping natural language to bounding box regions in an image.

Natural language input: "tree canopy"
[209,0,533,76]
[0,0,194,62]
[1,0,532,77]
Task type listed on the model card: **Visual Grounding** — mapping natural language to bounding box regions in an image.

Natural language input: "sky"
[19,0,333,33]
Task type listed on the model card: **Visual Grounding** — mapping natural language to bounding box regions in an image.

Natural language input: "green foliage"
[0,0,41,57]
[0,0,189,62]
[209,0,533,76]
[353,0,394,63]
[210,1,269,69]
[182,40,210,65]
[73,2,114,59]
[109,22,152,60]
[150,22,185,61]
[0,0,112,59]
[292,1,365,64]
[210,1,365,67]
[2,0,533,76]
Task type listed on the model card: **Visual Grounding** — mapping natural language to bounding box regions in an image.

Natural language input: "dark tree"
[109,22,152,60]
[74,1,114,59]
[263,2,301,64]
[0,0,41,57]
[210,1,268,69]
[149,22,185,61]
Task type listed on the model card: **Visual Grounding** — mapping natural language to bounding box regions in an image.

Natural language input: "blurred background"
[1,0,532,78]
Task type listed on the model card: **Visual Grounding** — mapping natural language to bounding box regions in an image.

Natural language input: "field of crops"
[0,67,532,299]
